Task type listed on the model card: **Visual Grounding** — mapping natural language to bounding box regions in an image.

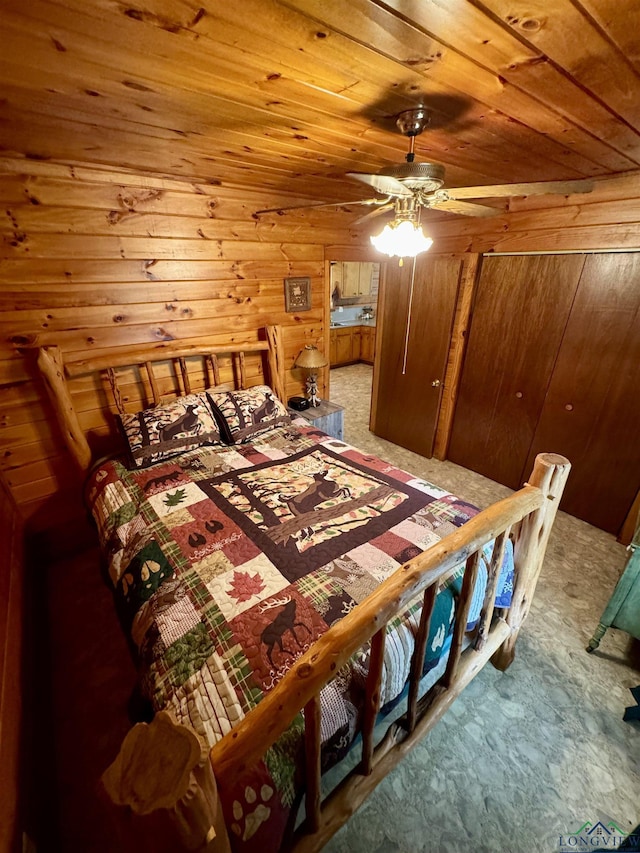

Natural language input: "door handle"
[431,379,441,387]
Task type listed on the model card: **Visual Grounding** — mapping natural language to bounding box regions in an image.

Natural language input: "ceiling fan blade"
[447,179,594,200]
[254,198,379,215]
[430,200,503,218]
[346,172,413,198]
[353,204,395,225]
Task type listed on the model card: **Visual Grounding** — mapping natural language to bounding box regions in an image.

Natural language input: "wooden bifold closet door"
[448,255,584,489]
[448,252,640,534]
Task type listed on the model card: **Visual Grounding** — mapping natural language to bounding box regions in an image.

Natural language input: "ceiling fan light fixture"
[370,218,433,258]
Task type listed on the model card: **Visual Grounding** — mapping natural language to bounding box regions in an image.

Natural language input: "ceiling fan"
[254,108,594,225]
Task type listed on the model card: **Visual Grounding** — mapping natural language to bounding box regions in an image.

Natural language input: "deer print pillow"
[207,384,290,444]
[119,392,225,468]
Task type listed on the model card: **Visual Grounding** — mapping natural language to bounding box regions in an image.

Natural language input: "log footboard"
[103,453,569,852]
[102,710,231,852]
[491,452,569,671]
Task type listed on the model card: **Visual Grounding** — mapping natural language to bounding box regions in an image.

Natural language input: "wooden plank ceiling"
[1,0,640,207]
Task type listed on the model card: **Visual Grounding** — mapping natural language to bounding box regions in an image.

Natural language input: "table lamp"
[294,345,327,407]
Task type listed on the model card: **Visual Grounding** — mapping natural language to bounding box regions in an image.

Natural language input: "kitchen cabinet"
[329,332,338,366]
[341,263,361,297]
[360,326,376,364]
[334,328,354,365]
[333,262,378,298]
[351,327,362,361]
[356,263,375,296]
[329,325,376,366]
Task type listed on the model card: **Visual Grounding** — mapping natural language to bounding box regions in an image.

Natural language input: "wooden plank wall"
[0,469,24,853]
[425,172,640,254]
[430,172,640,460]
[0,156,365,548]
[2,160,640,551]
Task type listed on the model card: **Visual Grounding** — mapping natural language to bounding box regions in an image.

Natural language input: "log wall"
[2,157,640,552]
[0,157,365,549]
[426,172,640,254]
[430,171,640,461]
[0,469,24,853]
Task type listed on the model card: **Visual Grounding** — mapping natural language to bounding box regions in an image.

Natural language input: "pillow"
[207,384,290,444]
[119,392,225,468]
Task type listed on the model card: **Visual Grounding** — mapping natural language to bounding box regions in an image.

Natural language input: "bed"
[35,325,570,852]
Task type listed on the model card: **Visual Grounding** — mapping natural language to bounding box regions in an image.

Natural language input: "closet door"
[448,254,585,489]
[371,255,462,458]
[523,253,640,533]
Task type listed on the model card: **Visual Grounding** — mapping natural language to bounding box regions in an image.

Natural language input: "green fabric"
[601,548,640,639]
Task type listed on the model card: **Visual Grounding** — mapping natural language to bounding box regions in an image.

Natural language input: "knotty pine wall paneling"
[0,157,367,552]
[3,158,640,551]
[424,172,640,255]
[0,469,24,853]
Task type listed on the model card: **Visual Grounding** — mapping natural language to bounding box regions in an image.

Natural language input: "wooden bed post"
[102,711,231,853]
[492,452,570,671]
[36,346,92,473]
[265,324,287,404]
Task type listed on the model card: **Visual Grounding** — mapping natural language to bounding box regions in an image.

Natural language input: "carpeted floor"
[324,364,640,853]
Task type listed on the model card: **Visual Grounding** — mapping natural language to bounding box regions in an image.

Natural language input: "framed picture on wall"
[284,277,311,312]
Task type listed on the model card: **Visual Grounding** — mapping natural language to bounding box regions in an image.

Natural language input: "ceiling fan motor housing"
[381,162,446,193]
[396,108,430,136]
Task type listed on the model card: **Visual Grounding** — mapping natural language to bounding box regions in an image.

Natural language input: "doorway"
[329,261,381,433]
[329,261,380,368]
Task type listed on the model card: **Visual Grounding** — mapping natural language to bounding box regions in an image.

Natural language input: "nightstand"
[288,399,344,440]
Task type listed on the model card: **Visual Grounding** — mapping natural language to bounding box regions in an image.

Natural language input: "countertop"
[330,318,377,328]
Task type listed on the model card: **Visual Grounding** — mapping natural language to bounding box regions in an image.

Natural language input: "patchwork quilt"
[86,421,514,850]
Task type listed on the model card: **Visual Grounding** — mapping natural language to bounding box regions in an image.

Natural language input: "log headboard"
[36,324,286,474]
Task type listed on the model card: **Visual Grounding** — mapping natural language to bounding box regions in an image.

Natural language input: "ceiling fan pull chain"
[401,254,418,375]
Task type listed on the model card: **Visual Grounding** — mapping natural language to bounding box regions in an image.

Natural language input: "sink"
[330,322,346,327]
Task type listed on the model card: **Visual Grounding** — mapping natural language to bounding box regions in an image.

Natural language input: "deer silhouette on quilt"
[280,470,351,541]
[260,597,311,667]
[251,392,278,423]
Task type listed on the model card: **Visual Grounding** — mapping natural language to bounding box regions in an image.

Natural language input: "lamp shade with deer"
[294,345,327,407]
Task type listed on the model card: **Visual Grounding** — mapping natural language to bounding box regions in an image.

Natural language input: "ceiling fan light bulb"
[370,219,433,258]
